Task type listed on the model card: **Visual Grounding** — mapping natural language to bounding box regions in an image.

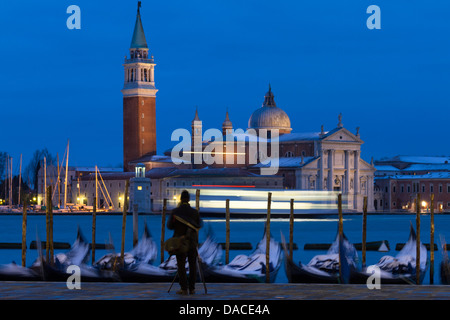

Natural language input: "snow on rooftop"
[252,156,315,168]
[377,172,450,180]
[387,155,450,164]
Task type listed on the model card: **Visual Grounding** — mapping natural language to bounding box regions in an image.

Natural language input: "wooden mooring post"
[133,204,139,247]
[362,196,368,267]
[196,189,200,212]
[430,193,435,284]
[289,198,294,259]
[121,180,129,266]
[416,193,421,285]
[91,197,97,265]
[226,199,230,264]
[21,195,28,267]
[338,194,343,280]
[46,186,52,263]
[266,192,272,284]
[160,198,167,264]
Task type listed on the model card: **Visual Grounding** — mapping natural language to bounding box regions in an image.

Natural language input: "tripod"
[168,251,207,294]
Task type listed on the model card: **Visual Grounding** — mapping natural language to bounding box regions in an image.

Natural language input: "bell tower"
[122,2,158,172]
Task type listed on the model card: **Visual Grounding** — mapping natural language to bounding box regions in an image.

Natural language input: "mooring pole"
[195,189,200,212]
[338,194,343,280]
[46,186,51,263]
[121,180,129,266]
[21,195,28,267]
[133,204,139,247]
[226,199,230,264]
[91,197,97,265]
[266,192,272,284]
[362,196,368,268]
[430,193,435,284]
[416,193,421,285]
[49,191,54,265]
[161,198,167,264]
[289,198,294,259]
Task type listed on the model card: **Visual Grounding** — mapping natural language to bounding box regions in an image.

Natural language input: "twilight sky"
[1,0,449,174]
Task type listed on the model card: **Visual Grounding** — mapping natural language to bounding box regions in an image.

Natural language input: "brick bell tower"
[122,2,157,172]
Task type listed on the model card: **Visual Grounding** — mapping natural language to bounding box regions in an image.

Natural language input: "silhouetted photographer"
[166,190,203,295]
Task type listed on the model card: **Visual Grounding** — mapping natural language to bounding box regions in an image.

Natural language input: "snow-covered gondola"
[283,232,358,284]
[0,262,40,281]
[439,236,450,285]
[350,224,427,285]
[440,251,450,285]
[118,233,222,282]
[202,229,282,283]
[94,223,157,271]
[33,227,119,282]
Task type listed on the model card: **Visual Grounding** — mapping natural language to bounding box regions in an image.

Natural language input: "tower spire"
[130,1,147,49]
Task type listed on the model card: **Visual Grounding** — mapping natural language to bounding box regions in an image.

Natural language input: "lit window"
[137,186,142,191]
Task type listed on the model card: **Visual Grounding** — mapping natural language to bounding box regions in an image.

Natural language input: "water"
[0,214,448,284]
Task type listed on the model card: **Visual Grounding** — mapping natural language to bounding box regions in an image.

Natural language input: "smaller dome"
[248,86,292,134]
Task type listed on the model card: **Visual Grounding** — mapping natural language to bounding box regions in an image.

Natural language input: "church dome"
[248,86,292,134]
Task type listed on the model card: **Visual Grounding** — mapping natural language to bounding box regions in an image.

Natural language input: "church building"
[121,3,376,212]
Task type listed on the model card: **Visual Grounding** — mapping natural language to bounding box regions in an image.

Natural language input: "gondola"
[0,262,40,281]
[439,236,450,284]
[117,233,222,283]
[94,222,157,270]
[33,227,119,282]
[202,229,282,283]
[283,232,359,284]
[350,224,427,285]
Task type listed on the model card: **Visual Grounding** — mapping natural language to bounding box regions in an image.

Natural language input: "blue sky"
[1,0,449,173]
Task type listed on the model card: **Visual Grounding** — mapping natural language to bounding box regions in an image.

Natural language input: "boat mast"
[95,165,98,209]
[4,155,7,204]
[57,153,60,208]
[9,157,12,208]
[44,157,47,207]
[18,154,22,206]
[64,140,69,209]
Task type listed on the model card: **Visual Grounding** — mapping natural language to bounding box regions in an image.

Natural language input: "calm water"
[0,213,448,284]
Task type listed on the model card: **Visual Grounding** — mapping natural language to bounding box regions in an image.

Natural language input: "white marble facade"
[295,127,375,212]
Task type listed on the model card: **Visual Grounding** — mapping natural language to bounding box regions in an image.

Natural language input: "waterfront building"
[128,163,151,213]
[37,165,122,208]
[374,155,450,212]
